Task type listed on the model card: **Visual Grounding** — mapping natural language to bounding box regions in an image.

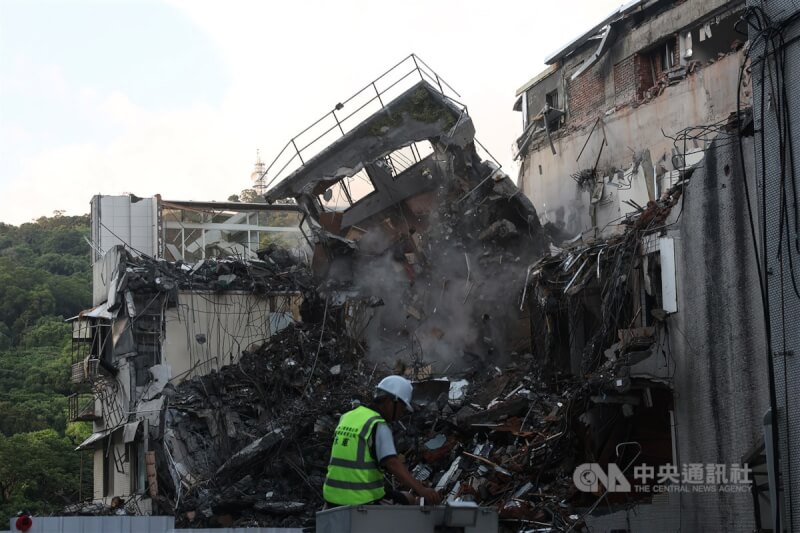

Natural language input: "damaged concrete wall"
[667,137,766,531]
[163,291,302,383]
[516,0,747,238]
[586,136,767,532]
[266,82,464,202]
[529,0,740,131]
[519,51,745,236]
[667,138,769,531]
[93,247,126,306]
[75,239,311,512]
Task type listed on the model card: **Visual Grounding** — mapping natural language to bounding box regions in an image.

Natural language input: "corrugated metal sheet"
[180,529,303,533]
[75,427,113,451]
[6,517,303,533]
[7,516,174,533]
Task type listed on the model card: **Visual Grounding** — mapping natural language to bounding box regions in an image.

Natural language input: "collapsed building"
[512,0,773,531]
[68,195,308,514]
[263,64,550,372]
[65,0,786,528]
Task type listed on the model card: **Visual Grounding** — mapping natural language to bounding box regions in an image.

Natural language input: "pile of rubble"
[154,185,687,530]
[117,243,311,295]
[164,320,376,529]
[160,311,596,531]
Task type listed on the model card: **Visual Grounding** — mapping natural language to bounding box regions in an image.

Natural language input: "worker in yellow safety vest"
[323,375,442,506]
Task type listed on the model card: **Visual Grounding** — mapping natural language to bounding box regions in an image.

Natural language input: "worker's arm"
[382,456,442,504]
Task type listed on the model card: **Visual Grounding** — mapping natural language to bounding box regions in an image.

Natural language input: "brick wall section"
[635,53,653,100]
[562,37,681,128]
[566,65,606,126]
[566,37,679,125]
[567,35,680,126]
[613,55,637,106]
[635,38,680,99]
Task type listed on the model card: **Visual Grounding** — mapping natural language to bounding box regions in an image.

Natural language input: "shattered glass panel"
[386,141,434,179]
[164,228,182,261]
[183,209,203,224]
[254,210,302,228]
[162,204,303,263]
[212,211,236,224]
[161,208,183,223]
[319,169,376,210]
[182,228,203,262]
[258,230,304,251]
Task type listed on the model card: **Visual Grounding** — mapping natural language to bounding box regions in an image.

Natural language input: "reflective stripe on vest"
[323,406,386,505]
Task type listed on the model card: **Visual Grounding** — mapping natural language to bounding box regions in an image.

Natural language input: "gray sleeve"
[373,422,397,462]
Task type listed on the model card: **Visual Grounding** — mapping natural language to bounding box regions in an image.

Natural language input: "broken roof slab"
[265,81,469,201]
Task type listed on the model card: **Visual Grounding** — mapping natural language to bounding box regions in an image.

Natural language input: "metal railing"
[385,141,433,179]
[259,53,500,196]
[68,393,98,422]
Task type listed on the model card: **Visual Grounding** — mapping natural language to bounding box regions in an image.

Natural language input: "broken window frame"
[316,141,436,217]
[545,90,563,132]
[639,235,678,320]
[128,441,146,494]
[638,37,678,98]
[317,170,378,216]
[384,141,434,180]
[161,203,304,261]
[103,440,114,497]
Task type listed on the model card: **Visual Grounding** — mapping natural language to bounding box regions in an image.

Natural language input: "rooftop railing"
[259,53,499,196]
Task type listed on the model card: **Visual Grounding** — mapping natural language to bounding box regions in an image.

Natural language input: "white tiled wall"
[97,196,157,257]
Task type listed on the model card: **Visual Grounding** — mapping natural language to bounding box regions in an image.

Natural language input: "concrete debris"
[62,501,127,516]
[115,244,311,295]
[214,428,286,481]
[162,321,371,528]
[448,378,469,402]
[425,434,447,450]
[156,314,614,530]
[479,219,519,242]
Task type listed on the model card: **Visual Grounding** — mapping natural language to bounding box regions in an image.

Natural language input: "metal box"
[316,503,498,533]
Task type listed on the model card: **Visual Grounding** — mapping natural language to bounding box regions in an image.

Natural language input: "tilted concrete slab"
[265,81,468,202]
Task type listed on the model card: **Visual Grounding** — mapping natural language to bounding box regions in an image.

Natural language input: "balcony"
[68,393,99,422]
[70,357,101,384]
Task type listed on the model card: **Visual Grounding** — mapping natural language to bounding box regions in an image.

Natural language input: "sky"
[0,0,622,225]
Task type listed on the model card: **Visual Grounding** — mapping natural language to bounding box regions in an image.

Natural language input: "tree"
[229,188,265,204]
[0,429,87,518]
[0,213,92,517]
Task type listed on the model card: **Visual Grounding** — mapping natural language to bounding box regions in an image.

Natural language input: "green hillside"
[0,215,93,519]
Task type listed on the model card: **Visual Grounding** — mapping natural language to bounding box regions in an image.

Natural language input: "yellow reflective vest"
[323,405,386,505]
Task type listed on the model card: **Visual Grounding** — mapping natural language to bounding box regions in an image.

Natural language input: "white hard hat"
[376,375,414,412]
